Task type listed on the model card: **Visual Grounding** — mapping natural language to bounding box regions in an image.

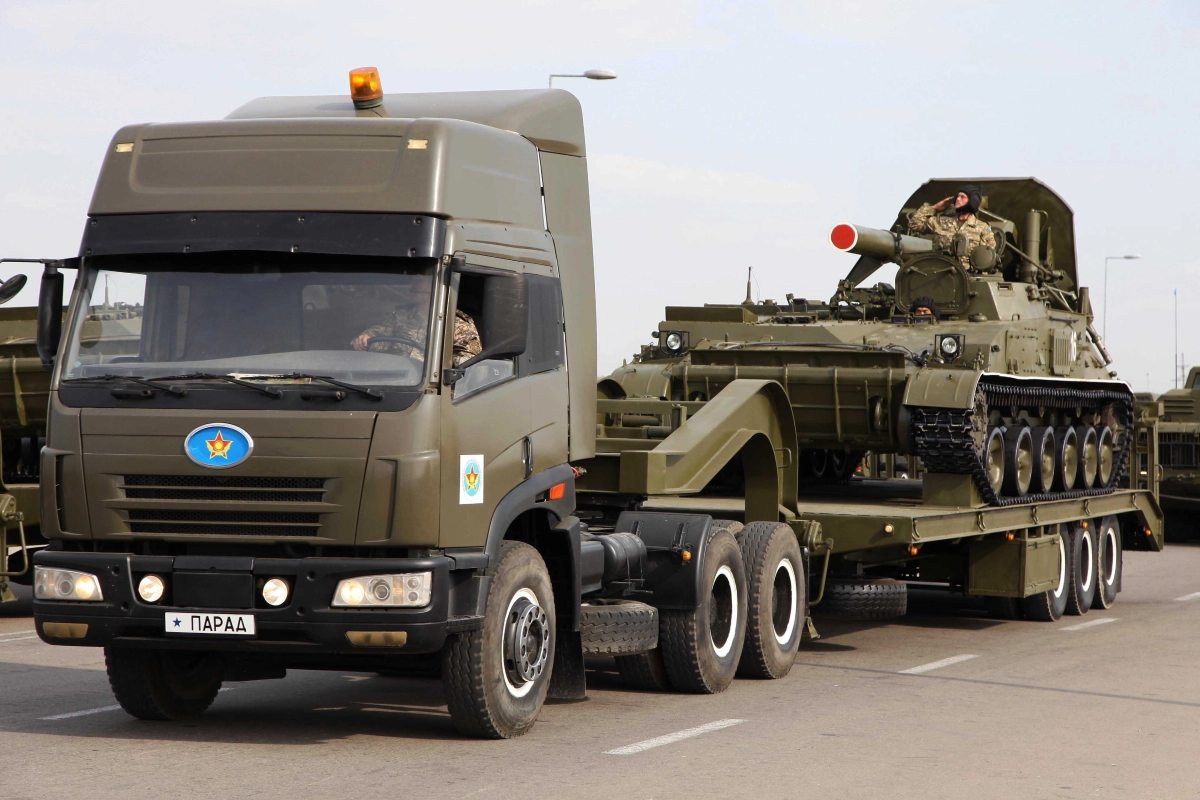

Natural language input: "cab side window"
[520,275,565,376]
[452,272,515,399]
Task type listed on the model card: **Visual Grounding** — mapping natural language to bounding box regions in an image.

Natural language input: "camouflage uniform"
[358,308,481,366]
[908,203,998,270]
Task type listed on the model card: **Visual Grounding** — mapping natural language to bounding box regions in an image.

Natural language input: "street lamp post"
[549,68,618,88]
[1103,254,1140,340]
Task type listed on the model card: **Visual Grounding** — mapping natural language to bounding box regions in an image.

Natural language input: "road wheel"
[1022,526,1069,621]
[658,528,747,694]
[1054,426,1079,491]
[1064,523,1097,615]
[579,601,658,656]
[817,577,908,620]
[1096,427,1116,487]
[615,648,671,691]
[1003,425,1034,496]
[985,427,1006,495]
[1075,426,1098,489]
[1030,426,1056,494]
[1092,515,1122,609]
[105,647,223,721]
[442,540,555,738]
[736,521,804,680]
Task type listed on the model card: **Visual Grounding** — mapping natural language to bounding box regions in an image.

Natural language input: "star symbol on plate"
[173,618,181,627]
[206,430,233,460]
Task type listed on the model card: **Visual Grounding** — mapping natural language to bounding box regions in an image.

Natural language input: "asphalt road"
[2,546,1199,800]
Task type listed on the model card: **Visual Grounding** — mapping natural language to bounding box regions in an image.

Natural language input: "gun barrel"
[829,223,933,260]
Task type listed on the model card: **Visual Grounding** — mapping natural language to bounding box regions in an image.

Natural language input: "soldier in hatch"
[908,185,997,270]
[911,296,940,319]
[352,280,482,366]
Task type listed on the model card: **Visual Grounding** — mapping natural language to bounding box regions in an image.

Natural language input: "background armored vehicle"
[602,179,1139,509]
[1151,368,1200,538]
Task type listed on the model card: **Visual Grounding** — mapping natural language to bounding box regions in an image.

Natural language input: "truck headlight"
[938,334,962,360]
[332,572,432,608]
[138,574,165,603]
[34,567,104,602]
[262,577,290,607]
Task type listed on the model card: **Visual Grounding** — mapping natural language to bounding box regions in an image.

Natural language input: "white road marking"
[1062,617,1118,631]
[898,654,979,674]
[604,719,746,755]
[0,629,36,640]
[0,635,38,643]
[1174,592,1200,602]
[40,687,234,720]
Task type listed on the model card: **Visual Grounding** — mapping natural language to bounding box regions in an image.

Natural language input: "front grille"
[128,509,319,524]
[122,475,326,503]
[1160,432,1200,469]
[1163,398,1197,419]
[128,522,317,537]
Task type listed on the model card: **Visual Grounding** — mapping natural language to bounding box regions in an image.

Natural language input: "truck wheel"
[1092,515,1122,609]
[615,648,671,691]
[442,540,555,739]
[1064,523,1096,615]
[658,528,747,694]
[105,647,223,721]
[711,518,744,542]
[580,601,658,656]
[736,521,804,679]
[817,577,907,620]
[984,596,1022,620]
[1022,527,1069,621]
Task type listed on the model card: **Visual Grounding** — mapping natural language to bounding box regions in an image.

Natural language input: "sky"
[2,0,1198,391]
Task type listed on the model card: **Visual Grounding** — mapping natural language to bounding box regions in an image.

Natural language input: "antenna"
[744,267,753,304]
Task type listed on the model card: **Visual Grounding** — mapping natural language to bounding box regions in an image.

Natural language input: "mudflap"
[547,629,587,701]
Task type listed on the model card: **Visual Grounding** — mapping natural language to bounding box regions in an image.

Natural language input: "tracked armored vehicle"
[1152,368,1200,538]
[603,179,1136,508]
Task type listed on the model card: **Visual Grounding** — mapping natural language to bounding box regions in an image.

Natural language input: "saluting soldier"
[908,185,997,270]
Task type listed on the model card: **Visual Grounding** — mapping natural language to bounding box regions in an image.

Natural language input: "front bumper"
[32,551,487,655]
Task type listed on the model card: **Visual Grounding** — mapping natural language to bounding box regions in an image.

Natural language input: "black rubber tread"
[736,521,804,680]
[816,576,907,620]
[1064,525,1097,616]
[615,649,672,691]
[1021,527,1069,621]
[984,596,1023,620]
[658,529,747,694]
[910,379,1133,506]
[1092,515,1121,610]
[579,601,658,656]
[442,540,555,739]
[711,518,745,543]
[104,647,222,721]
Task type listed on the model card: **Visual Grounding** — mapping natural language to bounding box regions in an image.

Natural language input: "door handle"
[522,436,533,479]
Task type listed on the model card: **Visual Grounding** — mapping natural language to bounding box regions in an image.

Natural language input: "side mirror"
[443,271,528,384]
[0,274,28,305]
[37,266,64,370]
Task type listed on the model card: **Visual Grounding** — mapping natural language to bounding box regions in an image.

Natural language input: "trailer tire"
[736,521,804,679]
[658,528,747,694]
[579,601,658,656]
[105,647,223,721]
[1092,515,1122,609]
[817,577,907,620]
[1064,523,1097,616]
[711,518,744,542]
[1022,526,1069,621]
[984,596,1023,620]
[442,540,555,739]
[615,648,671,691]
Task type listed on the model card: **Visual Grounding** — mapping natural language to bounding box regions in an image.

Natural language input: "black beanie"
[958,185,982,215]
[911,296,940,317]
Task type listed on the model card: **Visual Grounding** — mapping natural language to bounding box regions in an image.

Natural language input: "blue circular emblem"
[184,423,253,469]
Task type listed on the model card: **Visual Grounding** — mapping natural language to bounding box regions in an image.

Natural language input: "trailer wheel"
[615,648,671,691]
[1022,526,1069,621]
[1064,523,1097,615]
[658,528,747,694]
[1092,515,1122,609]
[579,601,658,656]
[710,518,745,542]
[817,577,907,620]
[442,540,555,739]
[105,647,223,721]
[736,521,804,679]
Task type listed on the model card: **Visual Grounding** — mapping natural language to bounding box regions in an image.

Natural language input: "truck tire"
[105,647,223,721]
[817,577,907,620]
[1022,527,1069,621]
[1092,515,1122,609]
[736,521,804,679]
[579,601,658,656]
[615,648,671,691]
[711,518,744,541]
[658,528,747,694]
[442,540,555,739]
[984,596,1023,620]
[1064,523,1096,616]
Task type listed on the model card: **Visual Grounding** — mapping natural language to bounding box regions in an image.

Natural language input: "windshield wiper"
[275,373,383,400]
[160,372,283,399]
[63,374,188,397]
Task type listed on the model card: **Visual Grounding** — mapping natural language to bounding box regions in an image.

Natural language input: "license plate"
[165,612,256,636]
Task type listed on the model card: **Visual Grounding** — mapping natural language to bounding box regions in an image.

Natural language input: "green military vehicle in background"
[1150,368,1200,538]
[18,74,1162,739]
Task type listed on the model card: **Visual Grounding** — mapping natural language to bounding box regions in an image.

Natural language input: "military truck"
[23,76,1161,738]
[1150,369,1200,538]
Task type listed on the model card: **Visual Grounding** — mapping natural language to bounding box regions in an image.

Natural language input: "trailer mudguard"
[614,511,715,609]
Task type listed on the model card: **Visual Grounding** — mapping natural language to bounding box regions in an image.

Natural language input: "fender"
[614,511,715,610]
[902,367,983,410]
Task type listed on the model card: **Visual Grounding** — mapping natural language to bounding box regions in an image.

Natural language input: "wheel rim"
[1059,429,1078,489]
[1081,428,1098,488]
[1013,428,1033,494]
[502,588,549,698]
[987,429,1005,492]
[1098,428,1114,486]
[1037,429,1056,492]
[772,558,798,646]
[709,565,738,658]
[1052,531,1067,599]
[1102,525,1118,585]
[1080,531,1094,593]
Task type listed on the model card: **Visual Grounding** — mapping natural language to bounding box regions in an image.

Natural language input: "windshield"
[61,253,437,388]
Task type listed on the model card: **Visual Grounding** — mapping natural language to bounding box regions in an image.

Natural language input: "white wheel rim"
[1080,533,1094,593]
[501,587,541,698]
[711,565,739,658]
[1052,533,1067,599]
[1103,526,1118,585]
[773,558,798,646]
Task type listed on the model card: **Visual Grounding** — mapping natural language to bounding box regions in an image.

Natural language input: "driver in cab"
[908,185,997,270]
[352,281,481,366]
